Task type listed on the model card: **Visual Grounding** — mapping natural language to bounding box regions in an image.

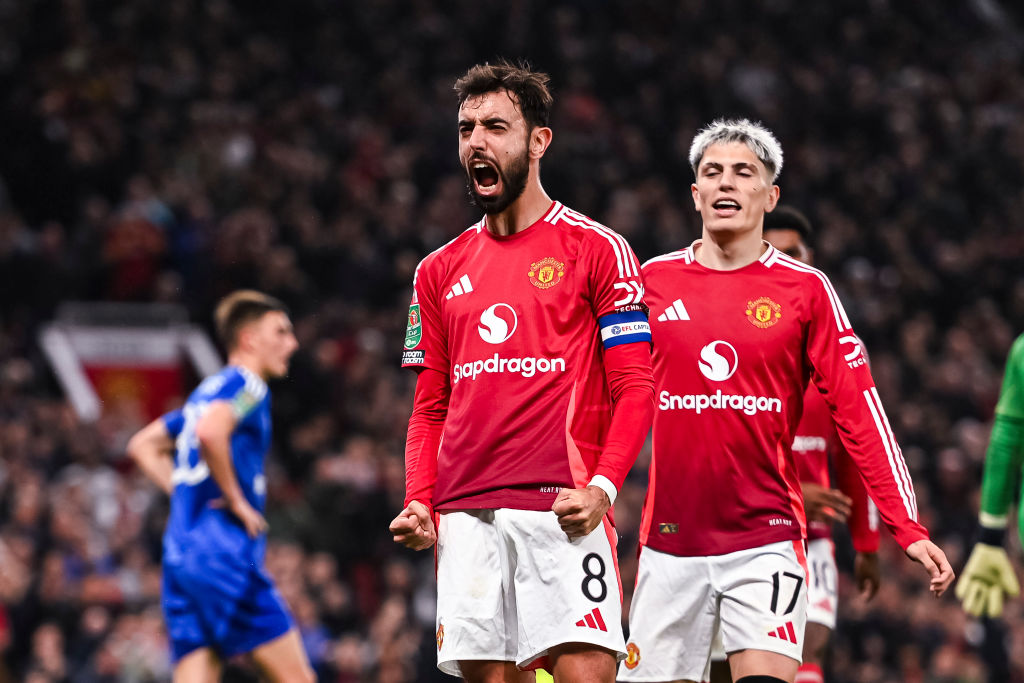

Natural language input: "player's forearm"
[133,450,174,496]
[404,367,449,508]
[126,420,175,495]
[200,434,248,507]
[595,343,655,493]
[979,414,1024,532]
[833,428,928,549]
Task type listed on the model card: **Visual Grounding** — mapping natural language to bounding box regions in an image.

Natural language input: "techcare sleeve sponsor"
[452,354,566,383]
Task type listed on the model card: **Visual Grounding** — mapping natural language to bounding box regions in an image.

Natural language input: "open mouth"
[712,199,741,216]
[470,160,501,195]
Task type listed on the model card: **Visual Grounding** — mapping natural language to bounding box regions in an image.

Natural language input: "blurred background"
[0,0,1023,681]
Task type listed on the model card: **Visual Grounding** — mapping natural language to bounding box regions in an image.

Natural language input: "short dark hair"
[764,206,813,243]
[454,59,553,129]
[214,290,288,350]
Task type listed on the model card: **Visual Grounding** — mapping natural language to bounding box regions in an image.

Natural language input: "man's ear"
[530,126,553,160]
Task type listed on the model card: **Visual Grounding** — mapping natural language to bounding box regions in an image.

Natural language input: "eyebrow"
[458,116,511,128]
[700,161,759,172]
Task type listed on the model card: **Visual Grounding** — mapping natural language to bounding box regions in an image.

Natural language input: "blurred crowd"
[1,0,1024,680]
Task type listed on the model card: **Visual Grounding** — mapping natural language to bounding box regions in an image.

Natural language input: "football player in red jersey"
[388,60,654,683]
[620,119,952,683]
[707,207,883,683]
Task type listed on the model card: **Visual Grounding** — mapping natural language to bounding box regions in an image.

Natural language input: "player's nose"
[467,125,487,150]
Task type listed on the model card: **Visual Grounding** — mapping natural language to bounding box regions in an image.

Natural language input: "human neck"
[228,352,267,381]
[485,180,552,237]
[694,228,767,270]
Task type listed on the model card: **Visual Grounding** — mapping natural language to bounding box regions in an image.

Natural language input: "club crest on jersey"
[436,623,444,650]
[625,643,641,670]
[404,304,422,349]
[745,296,782,328]
[528,257,565,289]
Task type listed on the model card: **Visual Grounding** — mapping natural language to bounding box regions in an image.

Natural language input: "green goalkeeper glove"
[956,543,1020,617]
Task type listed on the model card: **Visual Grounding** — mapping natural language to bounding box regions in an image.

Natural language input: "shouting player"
[620,119,953,683]
[127,291,313,682]
[389,60,654,682]
[957,332,1024,617]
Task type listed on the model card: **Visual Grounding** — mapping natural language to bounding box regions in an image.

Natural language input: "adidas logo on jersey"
[575,608,608,632]
[766,621,798,644]
[445,274,474,300]
[656,299,689,321]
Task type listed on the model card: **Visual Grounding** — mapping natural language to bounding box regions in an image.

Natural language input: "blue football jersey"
[161,365,272,563]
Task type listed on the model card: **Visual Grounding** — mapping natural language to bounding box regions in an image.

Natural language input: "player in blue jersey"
[127,290,313,682]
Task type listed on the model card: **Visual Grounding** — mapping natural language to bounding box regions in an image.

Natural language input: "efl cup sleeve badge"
[436,623,444,651]
[528,257,566,289]
[624,642,640,669]
[745,296,782,329]
[404,304,422,349]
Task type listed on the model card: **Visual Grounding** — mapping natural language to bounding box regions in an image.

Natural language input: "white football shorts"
[435,509,626,677]
[805,538,837,629]
[620,541,807,682]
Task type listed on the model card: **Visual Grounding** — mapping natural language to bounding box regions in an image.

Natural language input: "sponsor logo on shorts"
[659,390,782,416]
[812,597,834,614]
[574,607,608,632]
[453,354,566,383]
[766,621,798,644]
[528,256,566,289]
[436,623,444,650]
[624,643,640,670]
[402,350,425,365]
[769,517,793,527]
[746,296,782,328]
[658,522,678,534]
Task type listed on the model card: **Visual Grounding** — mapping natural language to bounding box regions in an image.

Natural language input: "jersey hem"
[642,526,802,557]
[435,487,561,511]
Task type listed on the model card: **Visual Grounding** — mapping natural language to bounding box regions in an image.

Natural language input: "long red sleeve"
[833,439,881,553]
[804,273,927,550]
[593,342,655,491]
[404,367,449,510]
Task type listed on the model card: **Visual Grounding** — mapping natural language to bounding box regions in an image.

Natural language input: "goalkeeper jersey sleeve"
[979,333,1024,535]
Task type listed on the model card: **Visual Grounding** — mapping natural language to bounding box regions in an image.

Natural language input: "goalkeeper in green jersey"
[957,333,1024,617]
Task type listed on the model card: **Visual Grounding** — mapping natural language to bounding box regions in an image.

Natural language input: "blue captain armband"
[598,310,652,349]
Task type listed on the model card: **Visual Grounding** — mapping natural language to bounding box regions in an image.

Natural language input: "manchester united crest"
[745,296,782,328]
[625,642,641,670]
[436,623,444,651]
[528,257,566,289]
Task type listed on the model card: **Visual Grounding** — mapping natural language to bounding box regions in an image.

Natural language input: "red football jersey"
[640,241,926,556]
[402,201,652,510]
[794,384,880,550]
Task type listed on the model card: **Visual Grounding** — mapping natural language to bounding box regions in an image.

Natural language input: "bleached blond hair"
[688,118,784,182]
